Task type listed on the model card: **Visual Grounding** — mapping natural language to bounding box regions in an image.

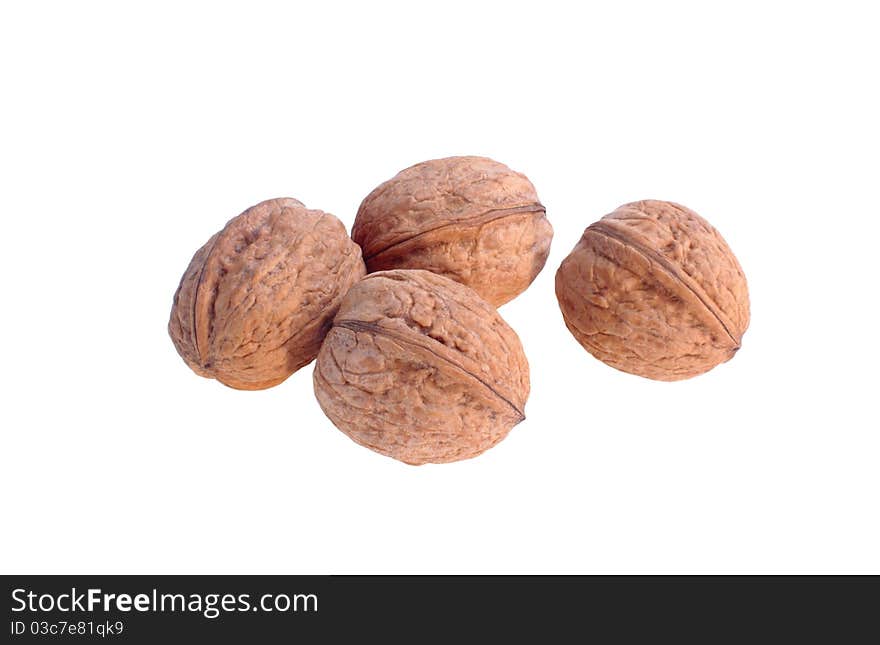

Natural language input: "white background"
[2,1,878,574]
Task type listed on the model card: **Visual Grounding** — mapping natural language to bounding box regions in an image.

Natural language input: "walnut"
[313,269,530,464]
[555,200,749,381]
[168,198,366,390]
[352,156,553,307]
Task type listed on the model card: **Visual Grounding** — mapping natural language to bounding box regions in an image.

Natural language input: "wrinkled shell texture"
[555,200,749,381]
[314,270,530,465]
[352,156,553,307]
[169,198,366,390]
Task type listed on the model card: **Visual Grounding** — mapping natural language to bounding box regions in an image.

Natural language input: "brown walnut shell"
[352,156,553,307]
[555,200,749,381]
[169,198,366,390]
[313,269,530,465]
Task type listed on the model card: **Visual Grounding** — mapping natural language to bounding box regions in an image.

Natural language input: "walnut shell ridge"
[555,200,749,381]
[169,198,366,390]
[352,156,553,307]
[313,269,530,465]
